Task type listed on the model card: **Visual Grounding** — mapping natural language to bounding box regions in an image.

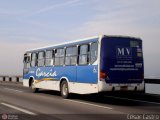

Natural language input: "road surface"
[0,82,160,120]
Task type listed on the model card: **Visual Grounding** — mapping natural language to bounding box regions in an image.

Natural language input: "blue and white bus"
[23,35,144,98]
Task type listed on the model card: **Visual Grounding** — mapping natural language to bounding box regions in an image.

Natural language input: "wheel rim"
[62,83,68,96]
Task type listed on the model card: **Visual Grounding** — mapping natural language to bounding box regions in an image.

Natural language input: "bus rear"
[99,36,144,92]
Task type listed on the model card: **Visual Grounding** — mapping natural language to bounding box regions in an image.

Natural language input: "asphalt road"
[0,82,160,120]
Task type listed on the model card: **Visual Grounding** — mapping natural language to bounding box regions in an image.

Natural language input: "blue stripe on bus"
[23,65,98,84]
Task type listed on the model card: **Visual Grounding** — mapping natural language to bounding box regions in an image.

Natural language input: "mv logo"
[116,47,132,57]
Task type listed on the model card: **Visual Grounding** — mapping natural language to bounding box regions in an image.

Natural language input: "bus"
[23,35,144,98]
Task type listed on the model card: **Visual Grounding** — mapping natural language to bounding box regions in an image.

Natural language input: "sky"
[0,0,160,78]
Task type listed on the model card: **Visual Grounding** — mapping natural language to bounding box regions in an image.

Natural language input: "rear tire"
[60,81,69,99]
[30,80,39,93]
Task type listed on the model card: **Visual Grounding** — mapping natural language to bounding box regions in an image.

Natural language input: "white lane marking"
[64,99,113,110]
[1,103,37,115]
[4,88,23,93]
[105,95,160,105]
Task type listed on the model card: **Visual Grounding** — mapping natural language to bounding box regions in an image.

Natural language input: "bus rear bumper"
[98,81,145,92]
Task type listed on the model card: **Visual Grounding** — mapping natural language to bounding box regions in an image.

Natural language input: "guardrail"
[0,76,160,94]
[144,78,160,95]
[145,78,160,84]
[1,76,159,84]
[0,76,22,83]
[0,75,160,95]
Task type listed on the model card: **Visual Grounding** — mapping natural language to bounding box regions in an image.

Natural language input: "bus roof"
[26,35,100,53]
[26,35,141,53]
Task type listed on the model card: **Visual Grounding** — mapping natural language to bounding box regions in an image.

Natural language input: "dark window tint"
[46,50,53,58]
[90,42,98,64]
[65,46,77,65]
[55,48,64,66]
[78,44,89,65]
[31,53,37,67]
[24,55,31,69]
[45,50,54,66]
[80,45,88,54]
[38,51,45,66]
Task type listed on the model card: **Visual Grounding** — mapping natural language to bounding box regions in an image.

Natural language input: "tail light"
[100,71,107,79]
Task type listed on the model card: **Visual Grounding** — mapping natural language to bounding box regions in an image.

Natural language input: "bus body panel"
[54,66,77,82]
[23,36,100,94]
[23,35,144,94]
[98,36,144,92]
[77,65,98,84]
[100,36,144,84]
[23,36,99,94]
[23,64,98,93]
[23,65,98,83]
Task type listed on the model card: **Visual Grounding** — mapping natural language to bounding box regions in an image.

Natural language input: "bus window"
[90,42,98,64]
[65,47,72,65]
[78,44,89,65]
[71,47,77,65]
[23,53,31,74]
[24,55,30,69]
[38,51,45,67]
[31,53,37,67]
[55,48,64,66]
[65,46,77,65]
[45,50,54,66]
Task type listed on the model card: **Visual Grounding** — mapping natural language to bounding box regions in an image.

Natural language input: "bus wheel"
[60,81,69,99]
[30,80,39,93]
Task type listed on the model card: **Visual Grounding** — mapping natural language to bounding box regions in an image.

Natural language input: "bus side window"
[55,48,64,66]
[38,51,45,67]
[71,46,77,65]
[65,47,72,65]
[24,55,31,69]
[78,44,89,65]
[45,50,54,66]
[90,42,98,64]
[65,46,77,65]
[31,53,37,67]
